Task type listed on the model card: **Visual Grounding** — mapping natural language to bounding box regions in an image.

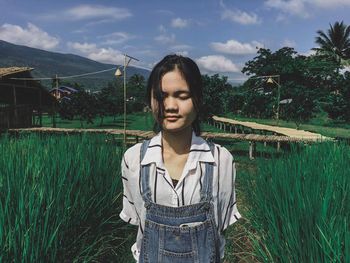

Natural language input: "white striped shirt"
[119,131,241,261]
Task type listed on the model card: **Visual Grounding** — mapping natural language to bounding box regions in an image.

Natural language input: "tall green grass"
[243,142,350,262]
[0,133,129,262]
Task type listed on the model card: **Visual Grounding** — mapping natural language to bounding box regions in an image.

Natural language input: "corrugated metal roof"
[0,67,33,78]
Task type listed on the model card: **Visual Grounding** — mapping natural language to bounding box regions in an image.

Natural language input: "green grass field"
[7,111,347,262]
[42,110,350,139]
[2,132,347,262]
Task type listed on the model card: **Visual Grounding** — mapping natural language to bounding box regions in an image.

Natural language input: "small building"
[49,85,78,100]
[0,67,56,129]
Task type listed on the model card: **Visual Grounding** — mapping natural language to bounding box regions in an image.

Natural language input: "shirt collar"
[140,131,215,170]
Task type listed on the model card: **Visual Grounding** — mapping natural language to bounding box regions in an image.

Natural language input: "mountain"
[0,40,150,91]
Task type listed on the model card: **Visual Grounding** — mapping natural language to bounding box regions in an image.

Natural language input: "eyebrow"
[162,90,190,95]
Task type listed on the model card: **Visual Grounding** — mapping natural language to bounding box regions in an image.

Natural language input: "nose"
[164,96,178,112]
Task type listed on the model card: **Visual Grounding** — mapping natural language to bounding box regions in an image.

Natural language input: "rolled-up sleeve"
[119,154,139,226]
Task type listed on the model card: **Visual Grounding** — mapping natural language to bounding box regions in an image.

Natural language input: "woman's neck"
[161,126,192,155]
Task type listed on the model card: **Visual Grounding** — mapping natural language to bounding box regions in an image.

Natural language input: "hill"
[0,40,149,91]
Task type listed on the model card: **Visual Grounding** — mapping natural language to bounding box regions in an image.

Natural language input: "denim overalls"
[139,139,221,263]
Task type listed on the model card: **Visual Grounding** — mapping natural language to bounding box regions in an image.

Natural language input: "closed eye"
[179,95,191,100]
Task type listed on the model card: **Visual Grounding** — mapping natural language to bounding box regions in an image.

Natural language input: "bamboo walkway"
[212,116,332,141]
[7,126,331,143]
[6,125,333,160]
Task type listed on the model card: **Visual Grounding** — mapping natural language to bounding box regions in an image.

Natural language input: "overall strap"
[200,141,216,202]
[140,139,153,205]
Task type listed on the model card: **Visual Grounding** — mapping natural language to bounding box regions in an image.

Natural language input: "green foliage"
[281,82,317,127]
[57,74,147,127]
[243,142,350,262]
[126,74,147,112]
[69,90,98,127]
[323,72,350,122]
[202,74,233,118]
[240,47,342,124]
[0,133,128,262]
[313,21,350,68]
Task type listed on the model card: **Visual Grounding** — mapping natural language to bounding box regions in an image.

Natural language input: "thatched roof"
[0,67,56,107]
[0,67,33,78]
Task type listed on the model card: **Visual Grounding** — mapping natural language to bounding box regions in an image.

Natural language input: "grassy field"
[42,110,350,139]
[4,111,348,262]
[2,132,347,262]
[42,112,228,133]
[0,133,131,262]
[242,142,350,262]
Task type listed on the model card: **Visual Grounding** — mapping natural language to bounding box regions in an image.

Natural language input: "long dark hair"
[146,54,203,136]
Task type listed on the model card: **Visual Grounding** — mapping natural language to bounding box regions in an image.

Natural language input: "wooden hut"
[0,67,56,129]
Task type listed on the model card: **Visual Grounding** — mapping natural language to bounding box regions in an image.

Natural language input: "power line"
[9,67,118,81]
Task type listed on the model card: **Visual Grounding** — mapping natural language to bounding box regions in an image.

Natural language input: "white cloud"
[67,42,125,64]
[65,5,132,21]
[0,23,59,50]
[154,34,176,44]
[211,39,263,55]
[175,51,189,56]
[171,18,189,28]
[222,9,261,25]
[196,55,240,73]
[300,49,316,56]
[265,0,310,18]
[158,25,167,33]
[308,0,350,8]
[98,32,135,45]
[264,0,350,18]
[282,39,296,48]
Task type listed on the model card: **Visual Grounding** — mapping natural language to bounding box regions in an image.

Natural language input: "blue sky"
[0,0,349,82]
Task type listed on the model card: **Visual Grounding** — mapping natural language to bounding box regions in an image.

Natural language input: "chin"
[162,123,192,133]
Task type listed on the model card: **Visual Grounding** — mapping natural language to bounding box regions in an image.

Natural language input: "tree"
[126,74,146,112]
[313,21,350,70]
[281,82,317,128]
[323,71,350,122]
[201,74,233,119]
[241,47,320,124]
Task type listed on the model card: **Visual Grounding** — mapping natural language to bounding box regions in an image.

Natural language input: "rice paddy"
[0,133,129,262]
[241,142,350,263]
[1,132,349,262]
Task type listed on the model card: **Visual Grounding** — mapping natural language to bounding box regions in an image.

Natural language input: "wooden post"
[39,88,42,126]
[249,141,255,160]
[13,85,17,128]
[234,126,237,134]
[277,141,281,152]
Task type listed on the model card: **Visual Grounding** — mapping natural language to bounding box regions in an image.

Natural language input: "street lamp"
[266,75,281,124]
[114,54,139,145]
[250,74,281,124]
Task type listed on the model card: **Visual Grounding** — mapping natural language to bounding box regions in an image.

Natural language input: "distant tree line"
[58,74,146,127]
[58,21,350,128]
[202,21,350,127]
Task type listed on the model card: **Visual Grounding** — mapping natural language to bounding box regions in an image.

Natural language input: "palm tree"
[313,21,350,68]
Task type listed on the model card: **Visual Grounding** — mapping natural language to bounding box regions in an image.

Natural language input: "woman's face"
[151,69,197,133]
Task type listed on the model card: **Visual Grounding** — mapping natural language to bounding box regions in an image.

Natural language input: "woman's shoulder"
[123,142,143,171]
[210,142,234,163]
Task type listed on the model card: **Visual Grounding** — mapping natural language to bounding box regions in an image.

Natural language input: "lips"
[165,116,180,121]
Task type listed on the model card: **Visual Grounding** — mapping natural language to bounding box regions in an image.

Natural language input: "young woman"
[119,54,241,262]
